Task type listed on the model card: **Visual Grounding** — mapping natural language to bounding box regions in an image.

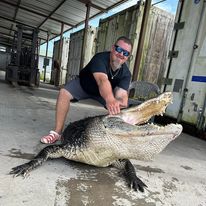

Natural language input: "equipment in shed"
[5,25,40,86]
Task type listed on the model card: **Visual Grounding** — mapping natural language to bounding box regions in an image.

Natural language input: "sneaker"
[40,130,61,144]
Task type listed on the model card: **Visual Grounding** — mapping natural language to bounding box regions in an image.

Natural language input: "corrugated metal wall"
[66,26,97,82]
[52,37,70,85]
[96,3,174,85]
[65,3,174,86]
[96,4,142,73]
[142,7,174,85]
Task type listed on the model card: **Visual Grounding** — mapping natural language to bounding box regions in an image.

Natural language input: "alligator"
[10,92,182,192]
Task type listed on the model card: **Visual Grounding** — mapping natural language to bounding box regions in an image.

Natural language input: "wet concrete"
[0,71,206,206]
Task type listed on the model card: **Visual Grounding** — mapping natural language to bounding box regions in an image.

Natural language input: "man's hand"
[94,72,121,115]
[93,73,128,115]
[106,98,121,115]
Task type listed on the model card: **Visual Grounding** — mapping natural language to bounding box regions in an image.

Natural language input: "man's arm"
[93,72,121,115]
[114,87,128,108]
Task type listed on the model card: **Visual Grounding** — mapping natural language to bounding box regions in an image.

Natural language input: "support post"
[58,22,64,67]
[132,0,151,81]
[80,2,91,70]
[43,32,49,82]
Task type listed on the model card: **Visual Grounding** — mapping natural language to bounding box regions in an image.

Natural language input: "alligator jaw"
[107,122,183,161]
[119,92,172,125]
[103,92,182,161]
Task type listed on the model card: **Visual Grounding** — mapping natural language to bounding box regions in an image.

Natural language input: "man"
[41,36,133,144]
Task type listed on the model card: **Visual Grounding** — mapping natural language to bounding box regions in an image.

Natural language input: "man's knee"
[59,88,73,101]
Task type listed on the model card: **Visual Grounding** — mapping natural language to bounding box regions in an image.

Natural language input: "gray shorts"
[64,78,106,106]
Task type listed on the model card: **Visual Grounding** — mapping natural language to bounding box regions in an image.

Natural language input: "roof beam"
[77,0,106,11]
[0,31,47,41]
[0,15,59,36]
[0,41,13,48]
[0,25,16,33]
[0,0,74,27]
[48,0,129,43]
[66,0,129,31]
[0,31,14,38]
[37,0,68,29]
[41,0,128,41]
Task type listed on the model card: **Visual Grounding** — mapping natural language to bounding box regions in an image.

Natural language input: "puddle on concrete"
[54,162,161,206]
[56,170,115,205]
[6,148,35,160]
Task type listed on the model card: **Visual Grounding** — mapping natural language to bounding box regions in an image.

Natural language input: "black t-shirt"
[79,51,131,96]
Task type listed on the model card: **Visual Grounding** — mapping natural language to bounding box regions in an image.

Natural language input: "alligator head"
[99,92,183,162]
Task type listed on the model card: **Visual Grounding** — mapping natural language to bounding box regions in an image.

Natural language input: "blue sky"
[40,0,179,57]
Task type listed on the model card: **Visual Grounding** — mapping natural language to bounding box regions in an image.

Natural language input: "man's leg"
[41,78,91,144]
[55,88,73,134]
[40,88,73,144]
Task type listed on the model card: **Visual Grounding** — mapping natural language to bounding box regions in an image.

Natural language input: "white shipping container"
[163,0,206,130]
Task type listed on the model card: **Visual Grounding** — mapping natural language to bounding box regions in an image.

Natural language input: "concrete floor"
[0,71,206,206]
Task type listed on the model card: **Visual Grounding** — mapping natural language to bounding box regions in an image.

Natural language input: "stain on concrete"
[135,165,165,174]
[171,177,179,182]
[19,88,34,95]
[181,165,193,170]
[162,179,177,194]
[54,162,162,206]
[55,166,117,205]
[6,148,35,160]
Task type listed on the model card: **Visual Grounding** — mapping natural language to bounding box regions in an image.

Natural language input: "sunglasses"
[114,45,130,57]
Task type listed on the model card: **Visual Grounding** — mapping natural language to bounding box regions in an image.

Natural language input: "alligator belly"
[63,148,116,167]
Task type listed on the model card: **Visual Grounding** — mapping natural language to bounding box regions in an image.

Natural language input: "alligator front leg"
[10,145,63,177]
[112,159,147,192]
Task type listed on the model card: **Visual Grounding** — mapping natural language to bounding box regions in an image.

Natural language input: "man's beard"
[112,59,122,70]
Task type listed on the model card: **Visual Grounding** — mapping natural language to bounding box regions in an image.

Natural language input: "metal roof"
[0,0,129,47]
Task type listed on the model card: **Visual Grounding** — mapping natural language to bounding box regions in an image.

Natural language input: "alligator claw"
[10,163,30,177]
[129,176,147,192]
